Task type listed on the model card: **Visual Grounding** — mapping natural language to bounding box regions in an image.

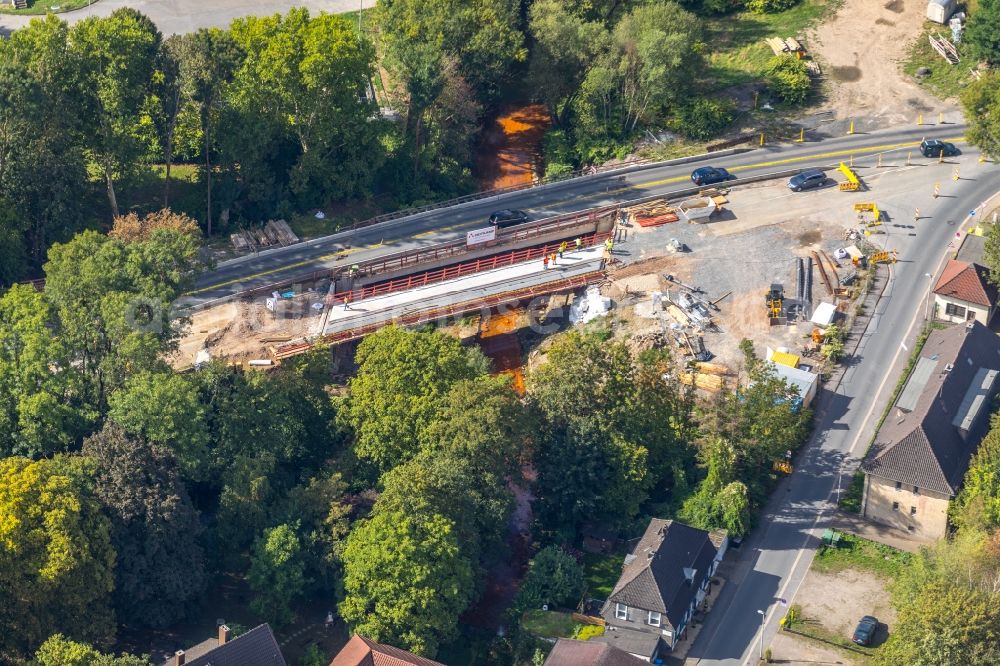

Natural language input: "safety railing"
[327,231,611,305]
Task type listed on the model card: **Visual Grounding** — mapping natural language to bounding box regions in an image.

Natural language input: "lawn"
[0,0,92,14]
[705,0,840,88]
[521,610,577,639]
[811,533,911,578]
[583,552,622,600]
[902,25,973,101]
[124,163,203,221]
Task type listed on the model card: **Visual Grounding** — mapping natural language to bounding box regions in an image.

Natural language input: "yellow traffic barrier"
[953,166,960,181]
[939,112,944,124]
[854,202,881,225]
[869,250,897,265]
[760,132,765,146]
[907,151,912,166]
[934,182,940,198]
[798,128,805,143]
[848,119,855,135]
[918,114,923,126]
[838,161,861,191]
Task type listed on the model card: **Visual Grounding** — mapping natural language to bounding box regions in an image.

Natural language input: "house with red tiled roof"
[330,635,445,666]
[933,259,997,325]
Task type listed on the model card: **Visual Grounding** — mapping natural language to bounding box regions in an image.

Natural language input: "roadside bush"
[765,55,812,105]
[542,128,577,178]
[698,0,746,14]
[747,0,800,12]
[672,98,736,140]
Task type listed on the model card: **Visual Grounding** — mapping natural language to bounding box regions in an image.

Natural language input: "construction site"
[173,159,917,396]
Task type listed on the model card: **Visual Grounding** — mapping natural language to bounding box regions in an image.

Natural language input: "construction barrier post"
[953,166,960,181]
[939,151,944,164]
[915,208,920,222]
[849,154,854,168]
[798,127,804,143]
[917,114,923,126]
[877,153,883,168]
[980,153,987,163]
[938,112,944,124]
[760,132,765,146]
[933,182,940,198]
[848,119,855,135]
[907,151,912,166]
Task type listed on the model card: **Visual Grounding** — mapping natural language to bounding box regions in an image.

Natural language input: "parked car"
[852,615,879,646]
[488,209,530,228]
[787,169,828,191]
[920,139,959,158]
[690,166,732,186]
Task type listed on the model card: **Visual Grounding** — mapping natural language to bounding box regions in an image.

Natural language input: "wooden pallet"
[929,33,959,65]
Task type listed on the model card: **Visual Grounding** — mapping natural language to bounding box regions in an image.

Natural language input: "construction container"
[927,0,956,24]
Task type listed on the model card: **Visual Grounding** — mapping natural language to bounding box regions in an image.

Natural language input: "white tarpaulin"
[569,286,611,324]
[810,301,837,326]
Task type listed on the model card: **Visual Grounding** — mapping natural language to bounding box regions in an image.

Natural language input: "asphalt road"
[184,124,970,309]
[0,0,361,35]
[684,153,1000,665]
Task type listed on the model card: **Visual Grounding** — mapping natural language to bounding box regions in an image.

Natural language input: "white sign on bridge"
[466,226,497,246]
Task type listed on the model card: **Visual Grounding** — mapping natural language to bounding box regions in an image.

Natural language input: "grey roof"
[185,624,286,666]
[863,321,1000,495]
[544,639,648,666]
[604,519,722,627]
[593,626,662,660]
[956,232,986,266]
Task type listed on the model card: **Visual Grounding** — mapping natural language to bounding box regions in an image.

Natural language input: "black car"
[852,615,878,646]
[690,166,732,186]
[488,209,530,228]
[787,169,828,192]
[920,139,959,158]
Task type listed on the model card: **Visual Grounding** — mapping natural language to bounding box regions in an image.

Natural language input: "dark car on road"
[787,169,828,192]
[489,209,530,228]
[920,139,959,158]
[852,616,879,646]
[690,166,732,186]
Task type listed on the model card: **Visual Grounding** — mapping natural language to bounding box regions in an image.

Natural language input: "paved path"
[0,0,363,35]
[684,162,1000,665]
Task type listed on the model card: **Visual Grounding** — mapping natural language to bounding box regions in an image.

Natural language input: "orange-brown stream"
[477,309,526,395]
[475,104,550,191]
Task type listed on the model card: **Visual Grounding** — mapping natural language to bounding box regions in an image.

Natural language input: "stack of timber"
[621,199,679,227]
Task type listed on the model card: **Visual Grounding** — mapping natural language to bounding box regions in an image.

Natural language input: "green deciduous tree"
[108,371,210,479]
[33,635,151,666]
[227,9,382,211]
[345,325,488,474]
[43,228,201,411]
[249,523,309,626]
[514,546,586,612]
[0,284,92,458]
[962,72,1000,163]
[82,423,205,629]
[0,457,116,658]
[965,0,1000,66]
[340,509,475,657]
[953,417,1000,530]
[574,2,702,151]
[69,9,162,218]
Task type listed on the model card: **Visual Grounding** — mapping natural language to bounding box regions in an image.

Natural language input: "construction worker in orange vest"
[543,254,549,269]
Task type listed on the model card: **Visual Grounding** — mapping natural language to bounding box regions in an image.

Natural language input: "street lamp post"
[756,609,766,662]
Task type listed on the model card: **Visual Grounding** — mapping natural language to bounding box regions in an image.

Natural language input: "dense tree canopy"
[345,326,489,474]
[0,457,116,656]
[962,72,1000,162]
[965,0,1000,66]
[82,424,206,629]
[33,635,151,666]
[248,523,309,626]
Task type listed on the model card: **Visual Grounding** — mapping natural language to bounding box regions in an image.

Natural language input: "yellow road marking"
[188,136,965,295]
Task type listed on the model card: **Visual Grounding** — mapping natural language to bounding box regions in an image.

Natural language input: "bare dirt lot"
[791,566,897,662]
[809,0,958,124]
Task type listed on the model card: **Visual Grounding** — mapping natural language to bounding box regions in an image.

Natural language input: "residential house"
[933,259,997,325]
[164,624,285,666]
[861,321,1000,540]
[330,634,445,666]
[597,519,728,662]
[544,638,647,666]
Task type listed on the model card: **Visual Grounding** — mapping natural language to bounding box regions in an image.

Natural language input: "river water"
[475,104,550,191]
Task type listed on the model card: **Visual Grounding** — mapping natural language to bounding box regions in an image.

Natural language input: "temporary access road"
[184,124,967,309]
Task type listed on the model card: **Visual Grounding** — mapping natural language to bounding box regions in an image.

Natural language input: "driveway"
[0,0,364,35]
